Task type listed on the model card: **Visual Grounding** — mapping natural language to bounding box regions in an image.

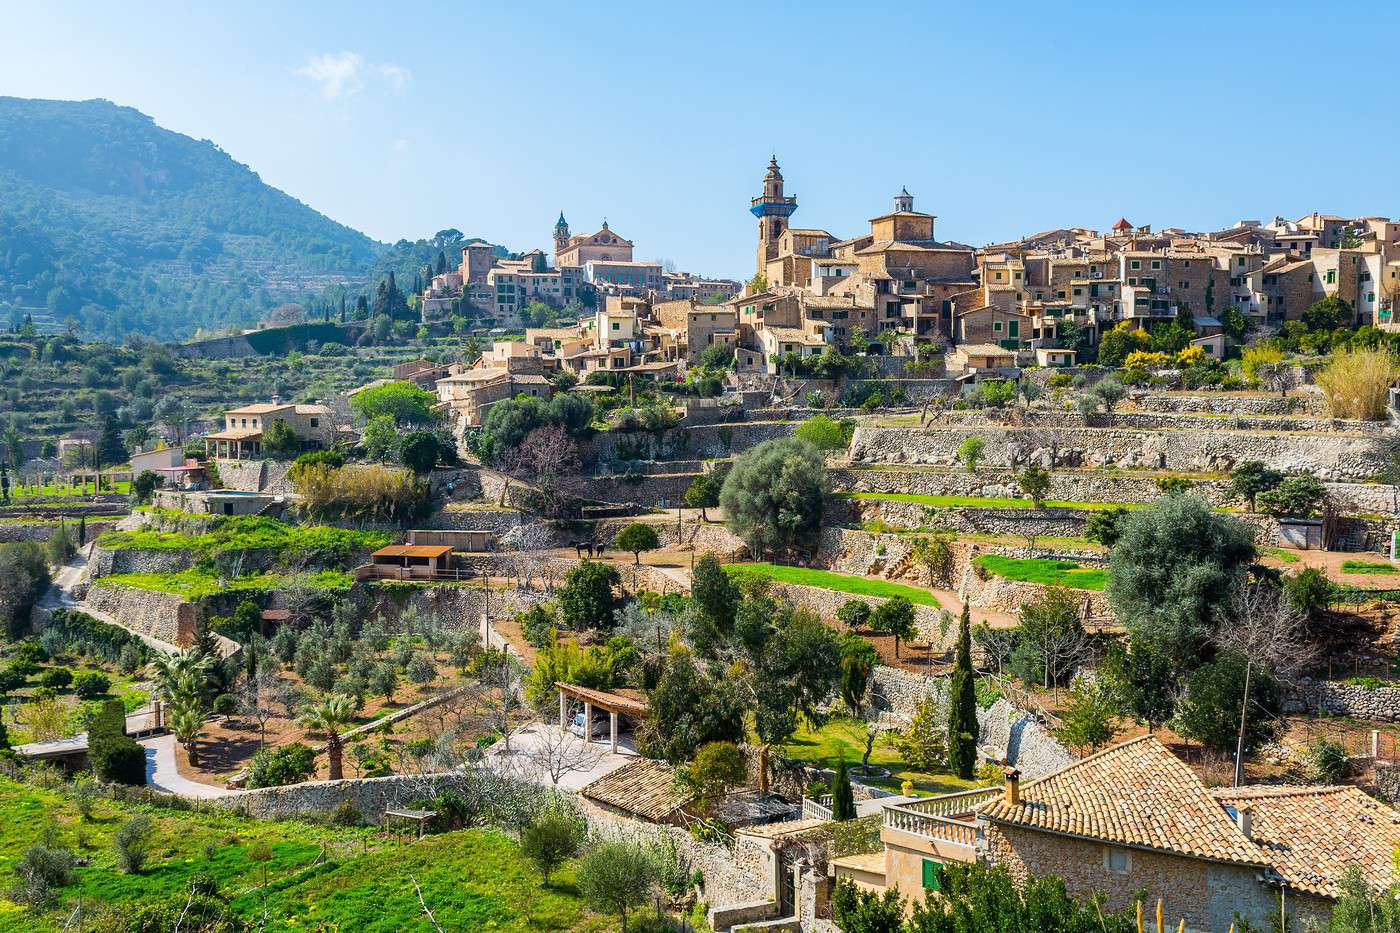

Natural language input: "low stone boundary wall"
[1135,393,1323,416]
[425,507,523,534]
[759,581,955,651]
[220,771,476,820]
[833,466,1400,517]
[850,424,1389,482]
[850,498,1091,540]
[84,583,197,647]
[0,520,118,543]
[1285,680,1400,721]
[1376,763,1400,803]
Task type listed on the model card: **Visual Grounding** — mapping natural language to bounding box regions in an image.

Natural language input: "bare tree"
[521,723,604,786]
[503,424,581,518]
[500,522,555,591]
[1255,361,1298,399]
[474,648,527,754]
[237,669,291,747]
[973,623,1017,679]
[1216,581,1316,787]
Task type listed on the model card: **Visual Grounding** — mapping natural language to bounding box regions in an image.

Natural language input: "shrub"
[577,840,660,932]
[1307,739,1349,783]
[89,699,145,785]
[520,806,586,885]
[10,841,76,906]
[956,436,985,472]
[245,742,316,788]
[1016,464,1051,506]
[1257,473,1327,518]
[72,670,111,698]
[38,667,73,689]
[835,599,871,631]
[558,560,624,631]
[329,800,364,827]
[1315,346,1400,420]
[114,814,156,873]
[795,415,856,452]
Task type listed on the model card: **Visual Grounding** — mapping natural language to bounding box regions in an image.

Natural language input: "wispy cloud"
[392,138,411,153]
[295,51,412,100]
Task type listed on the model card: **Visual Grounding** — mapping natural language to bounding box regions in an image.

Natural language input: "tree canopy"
[719,437,829,558]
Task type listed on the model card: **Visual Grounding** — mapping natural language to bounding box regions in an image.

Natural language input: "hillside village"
[7,159,1400,932]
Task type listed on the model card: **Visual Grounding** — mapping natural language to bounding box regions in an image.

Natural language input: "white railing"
[803,794,834,821]
[882,806,980,847]
[891,787,1003,819]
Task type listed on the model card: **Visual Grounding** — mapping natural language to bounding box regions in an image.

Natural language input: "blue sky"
[4,2,1400,279]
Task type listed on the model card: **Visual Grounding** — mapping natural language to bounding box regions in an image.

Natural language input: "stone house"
[434,369,551,428]
[840,736,1400,932]
[204,400,337,459]
[652,299,739,364]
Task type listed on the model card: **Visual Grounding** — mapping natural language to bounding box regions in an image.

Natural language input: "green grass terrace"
[973,555,1107,591]
[723,563,941,607]
[93,569,353,599]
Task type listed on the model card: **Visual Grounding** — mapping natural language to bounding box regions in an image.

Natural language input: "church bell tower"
[750,156,798,278]
[553,211,570,265]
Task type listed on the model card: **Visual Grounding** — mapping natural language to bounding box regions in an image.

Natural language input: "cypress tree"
[947,601,979,779]
[831,759,856,821]
[77,516,86,547]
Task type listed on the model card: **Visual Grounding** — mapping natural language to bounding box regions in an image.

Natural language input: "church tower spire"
[553,211,570,263]
[750,156,798,278]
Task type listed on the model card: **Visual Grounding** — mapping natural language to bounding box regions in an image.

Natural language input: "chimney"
[271,395,282,406]
[1235,806,1253,840]
[1004,767,1021,807]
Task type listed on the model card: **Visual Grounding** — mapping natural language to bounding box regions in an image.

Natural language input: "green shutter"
[922,858,941,891]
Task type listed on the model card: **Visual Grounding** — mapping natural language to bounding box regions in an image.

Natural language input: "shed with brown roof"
[581,758,691,824]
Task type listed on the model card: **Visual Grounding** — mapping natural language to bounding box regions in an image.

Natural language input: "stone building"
[204,400,337,459]
[839,735,1400,932]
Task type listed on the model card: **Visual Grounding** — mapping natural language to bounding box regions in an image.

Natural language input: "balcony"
[880,788,1002,860]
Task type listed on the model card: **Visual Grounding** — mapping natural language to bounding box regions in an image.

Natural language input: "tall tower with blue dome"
[751,156,797,276]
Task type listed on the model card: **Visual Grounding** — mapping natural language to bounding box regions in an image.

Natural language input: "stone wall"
[0,520,117,543]
[1375,763,1400,802]
[851,499,1093,540]
[359,582,549,634]
[850,424,1389,482]
[1286,680,1400,721]
[85,583,196,647]
[762,581,956,650]
[1135,393,1323,416]
[983,822,1277,933]
[586,420,797,464]
[425,507,524,535]
[834,466,1400,516]
[87,545,196,579]
[213,459,295,494]
[220,771,479,820]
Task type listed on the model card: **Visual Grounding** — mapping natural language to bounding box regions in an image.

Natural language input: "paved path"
[139,734,243,799]
[482,723,636,791]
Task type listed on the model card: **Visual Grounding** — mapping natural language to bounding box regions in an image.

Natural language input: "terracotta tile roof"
[1213,784,1400,898]
[979,736,1269,867]
[581,758,689,822]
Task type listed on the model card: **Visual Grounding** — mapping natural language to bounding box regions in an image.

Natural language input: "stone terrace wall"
[586,420,797,464]
[1286,680,1400,721]
[358,582,549,633]
[213,459,295,494]
[86,583,195,646]
[1135,393,1323,416]
[0,520,118,543]
[833,466,1400,516]
[87,545,196,579]
[425,507,524,534]
[760,581,956,651]
[850,424,1389,481]
[221,771,477,820]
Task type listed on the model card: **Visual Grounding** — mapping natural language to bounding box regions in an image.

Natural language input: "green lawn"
[724,563,941,607]
[8,482,131,500]
[0,777,607,932]
[1262,547,1301,564]
[98,515,390,562]
[94,568,353,599]
[844,492,1141,512]
[974,555,1107,591]
[1342,560,1400,575]
[782,717,981,797]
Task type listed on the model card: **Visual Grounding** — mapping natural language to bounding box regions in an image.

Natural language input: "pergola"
[555,682,649,754]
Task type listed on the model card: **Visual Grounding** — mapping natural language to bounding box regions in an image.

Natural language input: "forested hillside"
[0,97,383,341]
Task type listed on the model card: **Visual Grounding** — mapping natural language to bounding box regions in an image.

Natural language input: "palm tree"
[170,700,206,767]
[147,649,214,702]
[297,694,357,780]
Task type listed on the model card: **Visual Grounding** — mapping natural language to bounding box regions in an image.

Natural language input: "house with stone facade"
[836,735,1400,932]
[204,400,337,459]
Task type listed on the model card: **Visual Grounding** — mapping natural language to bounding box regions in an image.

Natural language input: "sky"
[4,1,1400,280]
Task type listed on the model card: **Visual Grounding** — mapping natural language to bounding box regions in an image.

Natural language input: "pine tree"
[831,759,856,821]
[947,602,979,779]
[895,693,945,771]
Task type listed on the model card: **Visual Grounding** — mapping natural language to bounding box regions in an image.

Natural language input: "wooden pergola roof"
[555,682,649,717]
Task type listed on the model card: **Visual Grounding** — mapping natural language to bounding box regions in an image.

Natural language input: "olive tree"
[719,437,829,558]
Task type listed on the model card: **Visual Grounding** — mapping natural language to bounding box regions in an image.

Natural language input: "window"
[1151,260,1161,270]
[1128,278,1137,286]
[1073,288,1082,296]
[922,859,941,891]
[1326,270,1337,285]
[612,322,620,330]
[993,321,1003,332]
[1009,320,1020,337]
[1104,847,1131,874]
[1130,260,1141,270]
[309,417,319,428]
[1369,292,1377,303]
[1238,256,1246,267]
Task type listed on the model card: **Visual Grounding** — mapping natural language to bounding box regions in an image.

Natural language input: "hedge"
[89,698,145,786]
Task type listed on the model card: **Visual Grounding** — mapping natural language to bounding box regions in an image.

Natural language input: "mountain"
[0,97,385,341]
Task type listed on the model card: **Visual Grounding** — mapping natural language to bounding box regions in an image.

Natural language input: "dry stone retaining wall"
[85,583,196,646]
[1286,680,1400,721]
[834,467,1400,516]
[850,424,1389,482]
